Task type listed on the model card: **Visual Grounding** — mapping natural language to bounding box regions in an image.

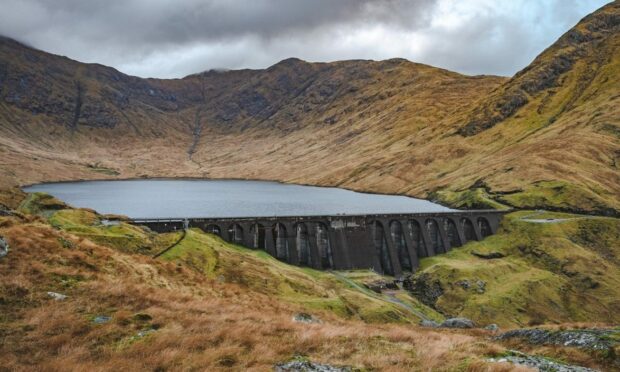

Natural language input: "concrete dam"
[131,210,506,277]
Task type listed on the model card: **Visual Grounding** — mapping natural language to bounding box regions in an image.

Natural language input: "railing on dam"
[130,210,507,278]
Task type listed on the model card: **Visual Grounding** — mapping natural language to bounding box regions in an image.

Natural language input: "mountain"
[0,2,618,216]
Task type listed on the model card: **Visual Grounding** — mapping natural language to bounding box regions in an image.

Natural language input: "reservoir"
[24,179,453,218]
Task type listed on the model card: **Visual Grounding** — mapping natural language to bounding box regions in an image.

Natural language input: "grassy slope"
[160,228,428,323]
[1,192,618,370]
[34,198,438,324]
[410,211,620,328]
[0,198,508,371]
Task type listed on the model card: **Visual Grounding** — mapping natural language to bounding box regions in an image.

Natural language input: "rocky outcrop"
[47,291,67,301]
[275,357,352,372]
[497,328,619,351]
[440,317,475,329]
[488,350,599,372]
[458,1,620,136]
[419,320,440,328]
[0,236,8,258]
[292,313,321,324]
[419,317,479,329]
[364,279,398,293]
[402,273,443,309]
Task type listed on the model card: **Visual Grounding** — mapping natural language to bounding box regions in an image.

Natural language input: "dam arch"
[316,222,333,269]
[478,217,492,238]
[295,222,311,267]
[426,219,444,254]
[272,223,289,261]
[390,220,412,272]
[444,218,461,248]
[228,223,244,245]
[408,219,427,257]
[372,220,393,275]
[250,223,266,249]
[205,224,222,236]
[461,218,477,241]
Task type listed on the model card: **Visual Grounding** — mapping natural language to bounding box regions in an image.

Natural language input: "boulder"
[419,320,440,328]
[485,324,499,332]
[275,357,352,372]
[488,350,598,372]
[440,317,475,329]
[0,237,8,258]
[497,328,619,351]
[93,315,111,324]
[47,291,67,301]
[293,313,321,324]
[403,273,443,308]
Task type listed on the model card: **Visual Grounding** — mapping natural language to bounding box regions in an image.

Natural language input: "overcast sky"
[0,0,611,78]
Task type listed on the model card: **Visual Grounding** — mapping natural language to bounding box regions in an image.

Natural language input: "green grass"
[411,211,620,327]
[497,181,612,214]
[160,229,435,323]
[18,192,67,216]
[48,208,178,255]
[431,188,510,210]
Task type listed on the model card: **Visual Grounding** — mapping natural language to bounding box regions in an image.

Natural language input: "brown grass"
[1,214,615,371]
[0,216,539,371]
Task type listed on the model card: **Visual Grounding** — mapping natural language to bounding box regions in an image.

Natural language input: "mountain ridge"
[0,2,618,216]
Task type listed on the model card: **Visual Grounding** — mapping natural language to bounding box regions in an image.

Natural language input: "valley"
[0,1,618,371]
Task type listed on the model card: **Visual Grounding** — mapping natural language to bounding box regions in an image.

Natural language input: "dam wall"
[131,210,506,277]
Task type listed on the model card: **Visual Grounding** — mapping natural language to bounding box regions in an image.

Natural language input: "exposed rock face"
[364,279,398,293]
[458,1,620,136]
[419,320,440,328]
[484,324,499,332]
[275,358,352,372]
[497,328,619,351]
[92,315,111,324]
[46,291,67,301]
[488,350,599,372]
[455,279,486,294]
[403,273,443,309]
[0,236,8,258]
[292,313,321,324]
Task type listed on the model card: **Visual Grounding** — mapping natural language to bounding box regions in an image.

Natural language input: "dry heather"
[1,199,617,371]
[1,189,617,371]
[0,216,517,371]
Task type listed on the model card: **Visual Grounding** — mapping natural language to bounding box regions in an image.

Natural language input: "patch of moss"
[50,273,85,289]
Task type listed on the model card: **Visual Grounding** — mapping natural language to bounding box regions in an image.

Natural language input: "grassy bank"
[409,211,620,327]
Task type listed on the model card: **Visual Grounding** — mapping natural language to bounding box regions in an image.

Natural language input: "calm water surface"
[24,179,453,218]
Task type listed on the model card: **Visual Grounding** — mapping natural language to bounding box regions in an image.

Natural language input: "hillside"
[1,190,618,371]
[0,2,617,215]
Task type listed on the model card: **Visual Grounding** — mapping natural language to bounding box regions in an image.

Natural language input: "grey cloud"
[1,0,437,45]
[0,0,612,78]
